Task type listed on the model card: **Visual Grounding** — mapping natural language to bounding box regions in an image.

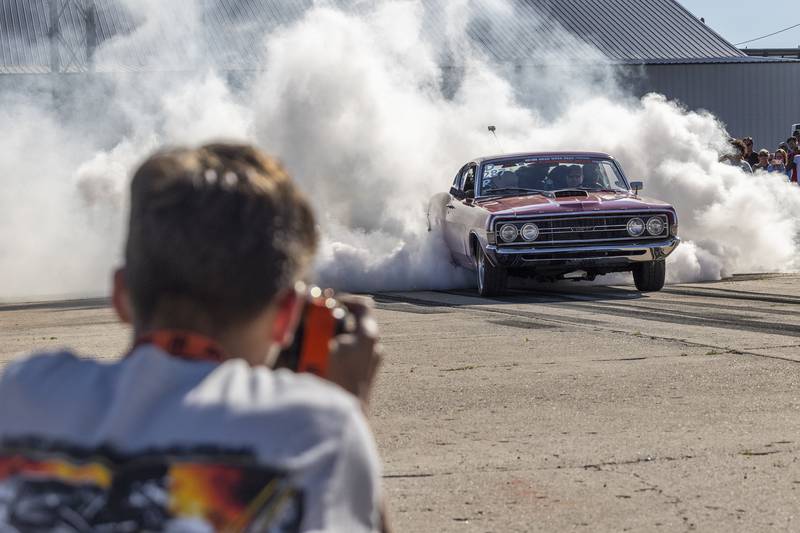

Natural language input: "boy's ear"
[270,289,303,348]
[112,268,133,324]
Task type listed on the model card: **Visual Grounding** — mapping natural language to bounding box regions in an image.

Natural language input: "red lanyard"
[132,330,227,363]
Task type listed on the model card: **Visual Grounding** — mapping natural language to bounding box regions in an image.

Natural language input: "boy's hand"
[327,295,382,411]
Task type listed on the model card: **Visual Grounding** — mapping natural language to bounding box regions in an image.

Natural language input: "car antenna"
[488,125,505,153]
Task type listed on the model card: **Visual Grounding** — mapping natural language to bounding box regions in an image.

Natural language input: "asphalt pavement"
[1,274,799,532]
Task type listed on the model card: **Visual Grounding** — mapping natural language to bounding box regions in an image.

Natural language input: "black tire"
[476,247,507,297]
[633,260,666,292]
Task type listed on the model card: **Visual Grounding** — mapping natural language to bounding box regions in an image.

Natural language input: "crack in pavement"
[592,356,648,362]
[586,326,800,365]
[624,470,695,533]
[662,287,800,306]
[383,473,441,479]
[573,461,697,531]
[582,454,696,470]
[544,445,797,474]
[567,462,695,532]
[515,454,700,473]
[744,343,800,350]
[639,298,798,317]
[548,297,800,339]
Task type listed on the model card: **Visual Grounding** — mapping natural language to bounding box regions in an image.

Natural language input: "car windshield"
[479,157,629,196]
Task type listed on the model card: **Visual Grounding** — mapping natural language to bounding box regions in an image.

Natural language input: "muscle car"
[428,152,680,296]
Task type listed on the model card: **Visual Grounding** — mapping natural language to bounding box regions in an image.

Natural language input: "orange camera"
[275,287,347,378]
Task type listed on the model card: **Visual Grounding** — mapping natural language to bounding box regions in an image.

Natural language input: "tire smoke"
[1,1,798,299]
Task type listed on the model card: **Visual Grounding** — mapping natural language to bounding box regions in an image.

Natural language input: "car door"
[444,163,477,265]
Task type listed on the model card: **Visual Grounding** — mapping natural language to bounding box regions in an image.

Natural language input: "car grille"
[494,212,670,248]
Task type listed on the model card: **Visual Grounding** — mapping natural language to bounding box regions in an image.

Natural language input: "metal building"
[635,59,800,148]
[1,0,798,146]
[463,0,800,148]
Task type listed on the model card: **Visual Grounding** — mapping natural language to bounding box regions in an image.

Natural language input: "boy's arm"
[326,295,382,411]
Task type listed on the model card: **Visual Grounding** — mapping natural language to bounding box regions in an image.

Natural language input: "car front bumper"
[485,237,681,269]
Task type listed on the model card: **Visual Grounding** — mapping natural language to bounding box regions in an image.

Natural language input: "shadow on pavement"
[0,297,111,313]
[375,281,645,308]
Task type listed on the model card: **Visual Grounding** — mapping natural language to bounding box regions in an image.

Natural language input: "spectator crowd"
[720,130,800,184]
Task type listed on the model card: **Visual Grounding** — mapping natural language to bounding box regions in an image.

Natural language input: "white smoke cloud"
[0,0,798,300]
[250,2,800,289]
[0,100,105,297]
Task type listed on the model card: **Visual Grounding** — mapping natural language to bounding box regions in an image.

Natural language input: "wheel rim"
[477,252,485,291]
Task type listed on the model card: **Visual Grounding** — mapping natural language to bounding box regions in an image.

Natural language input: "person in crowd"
[770,148,789,177]
[565,165,583,188]
[787,137,800,183]
[720,139,752,173]
[742,137,759,168]
[752,149,771,171]
[0,143,386,532]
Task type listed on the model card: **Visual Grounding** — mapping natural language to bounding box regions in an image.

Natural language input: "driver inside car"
[565,165,583,188]
[582,162,603,188]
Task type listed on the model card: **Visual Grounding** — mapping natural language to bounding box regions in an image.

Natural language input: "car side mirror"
[450,187,464,199]
[630,181,643,194]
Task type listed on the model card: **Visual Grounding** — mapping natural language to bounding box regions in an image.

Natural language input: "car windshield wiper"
[482,188,553,197]
[576,187,627,193]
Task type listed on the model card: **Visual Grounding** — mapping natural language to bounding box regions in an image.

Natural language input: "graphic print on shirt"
[0,438,304,532]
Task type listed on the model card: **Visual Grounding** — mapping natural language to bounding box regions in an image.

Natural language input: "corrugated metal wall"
[633,62,800,149]
[1,0,745,74]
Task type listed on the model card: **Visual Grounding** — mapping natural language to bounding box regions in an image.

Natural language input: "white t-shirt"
[0,345,381,532]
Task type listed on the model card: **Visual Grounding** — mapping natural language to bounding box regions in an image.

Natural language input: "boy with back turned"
[0,143,383,532]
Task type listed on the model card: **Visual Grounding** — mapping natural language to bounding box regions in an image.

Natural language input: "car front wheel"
[476,247,507,297]
[632,260,666,292]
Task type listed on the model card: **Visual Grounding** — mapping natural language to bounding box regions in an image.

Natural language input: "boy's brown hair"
[125,143,318,330]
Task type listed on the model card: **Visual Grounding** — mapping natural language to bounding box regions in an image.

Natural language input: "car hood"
[475,191,673,215]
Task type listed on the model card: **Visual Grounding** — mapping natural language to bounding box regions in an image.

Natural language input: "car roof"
[474,151,614,164]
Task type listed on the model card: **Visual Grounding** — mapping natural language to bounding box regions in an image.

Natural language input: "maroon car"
[428,152,680,296]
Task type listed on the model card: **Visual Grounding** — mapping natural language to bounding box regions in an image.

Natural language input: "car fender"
[469,230,496,267]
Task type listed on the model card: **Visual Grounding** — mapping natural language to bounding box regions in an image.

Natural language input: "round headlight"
[521,223,540,241]
[646,217,665,236]
[499,224,519,242]
[626,218,645,237]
